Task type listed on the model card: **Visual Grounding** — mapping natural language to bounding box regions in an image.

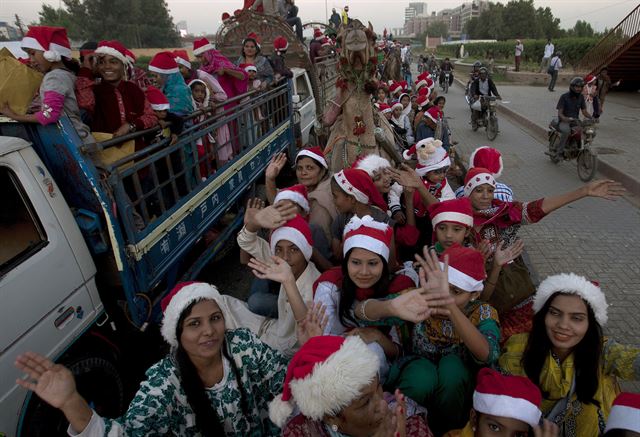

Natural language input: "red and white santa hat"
[391,100,403,111]
[378,103,392,114]
[321,37,333,47]
[269,215,314,261]
[473,368,543,428]
[160,281,225,348]
[21,26,72,62]
[313,28,324,39]
[389,81,403,96]
[149,51,180,75]
[416,94,430,109]
[418,86,431,97]
[269,335,379,427]
[193,37,215,56]
[95,40,131,66]
[243,32,261,48]
[533,273,608,326]
[469,146,504,178]
[403,137,450,177]
[354,154,391,177]
[296,146,328,169]
[145,86,170,111]
[240,63,257,73]
[463,167,496,197]
[604,393,640,434]
[221,12,231,21]
[343,215,393,261]
[173,49,191,70]
[441,243,486,292]
[124,48,137,64]
[416,72,434,90]
[428,197,474,229]
[333,168,388,212]
[584,74,597,84]
[274,184,310,214]
[274,36,289,53]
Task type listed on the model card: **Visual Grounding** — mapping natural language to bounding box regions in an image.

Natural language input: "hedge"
[437,37,600,67]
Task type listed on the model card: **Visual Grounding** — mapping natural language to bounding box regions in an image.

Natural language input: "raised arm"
[540,180,624,215]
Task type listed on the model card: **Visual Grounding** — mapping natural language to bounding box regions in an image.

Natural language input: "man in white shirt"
[540,38,555,73]
[514,39,524,71]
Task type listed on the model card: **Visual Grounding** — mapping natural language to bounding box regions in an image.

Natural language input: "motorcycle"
[441,71,451,94]
[470,95,499,141]
[547,118,598,181]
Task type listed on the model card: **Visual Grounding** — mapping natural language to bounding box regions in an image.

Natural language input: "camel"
[322,20,400,173]
[381,46,402,83]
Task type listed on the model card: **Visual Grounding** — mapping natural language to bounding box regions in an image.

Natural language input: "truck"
[0,82,295,435]
[215,10,339,147]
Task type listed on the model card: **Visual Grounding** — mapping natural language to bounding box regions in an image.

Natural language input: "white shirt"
[544,43,555,58]
[550,56,562,71]
[515,43,523,56]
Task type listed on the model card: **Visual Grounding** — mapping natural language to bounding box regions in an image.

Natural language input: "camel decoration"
[323,20,400,172]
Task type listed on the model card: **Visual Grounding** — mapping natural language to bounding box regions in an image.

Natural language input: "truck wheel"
[21,355,124,437]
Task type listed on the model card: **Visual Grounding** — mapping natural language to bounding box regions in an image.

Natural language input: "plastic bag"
[0,48,43,115]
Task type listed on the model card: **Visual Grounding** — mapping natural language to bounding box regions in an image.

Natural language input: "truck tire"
[21,355,124,437]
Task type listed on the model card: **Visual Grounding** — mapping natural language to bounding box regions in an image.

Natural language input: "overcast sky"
[1,0,636,36]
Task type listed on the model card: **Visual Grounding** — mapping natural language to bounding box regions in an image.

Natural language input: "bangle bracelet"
[360,299,376,322]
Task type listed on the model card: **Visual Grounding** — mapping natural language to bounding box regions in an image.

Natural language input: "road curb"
[452,78,640,196]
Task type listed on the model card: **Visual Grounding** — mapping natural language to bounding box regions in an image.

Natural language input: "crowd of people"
[5,8,640,437]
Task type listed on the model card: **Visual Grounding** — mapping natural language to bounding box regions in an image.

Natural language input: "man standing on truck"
[277,0,304,41]
[330,8,341,29]
[341,5,350,26]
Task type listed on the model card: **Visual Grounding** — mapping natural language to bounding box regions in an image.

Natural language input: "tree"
[426,21,449,38]
[502,0,538,39]
[535,6,562,39]
[569,20,595,38]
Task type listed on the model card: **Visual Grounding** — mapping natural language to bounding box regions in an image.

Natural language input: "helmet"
[570,77,585,88]
[473,61,482,67]
[479,67,488,74]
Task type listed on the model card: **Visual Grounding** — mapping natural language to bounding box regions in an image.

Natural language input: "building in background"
[0,21,21,41]
[405,2,428,23]
[176,20,188,38]
[404,1,488,39]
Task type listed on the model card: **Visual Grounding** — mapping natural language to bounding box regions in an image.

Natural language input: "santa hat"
[473,368,543,428]
[398,80,409,91]
[95,40,130,66]
[243,32,261,48]
[149,51,179,75]
[274,36,289,52]
[403,137,450,177]
[313,28,324,39]
[463,167,496,197]
[441,244,486,292]
[124,48,137,63]
[354,154,391,177]
[416,94,430,109]
[268,335,379,427]
[321,37,333,47]
[269,215,314,260]
[533,273,608,326]
[428,198,474,229]
[274,184,310,214]
[146,86,170,111]
[240,63,257,73]
[604,393,640,434]
[173,49,191,70]
[221,12,231,21]
[389,82,403,96]
[296,147,328,169]
[469,146,504,178]
[193,37,215,56]
[333,168,388,212]
[160,281,224,348]
[415,72,431,90]
[378,103,392,114]
[21,26,72,62]
[343,215,393,261]
[584,74,596,84]
[418,86,431,97]
[391,101,403,111]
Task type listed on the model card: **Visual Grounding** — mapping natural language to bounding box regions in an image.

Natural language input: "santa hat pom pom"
[403,144,416,160]
[269,393,294,428]
[44,50,61,62]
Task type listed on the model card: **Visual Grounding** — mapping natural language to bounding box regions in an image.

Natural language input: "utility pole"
[325,0,328,23]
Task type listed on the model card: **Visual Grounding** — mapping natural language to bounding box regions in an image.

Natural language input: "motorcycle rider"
[439,57,454,87]
[465,61,482,98]
[553,77,592,160]
[469,67,501,129]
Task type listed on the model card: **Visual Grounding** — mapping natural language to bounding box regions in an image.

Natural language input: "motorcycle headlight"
[585,128,594,135]
[489,100,497,107]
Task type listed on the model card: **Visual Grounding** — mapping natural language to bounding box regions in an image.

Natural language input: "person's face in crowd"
[411,96,418,110]
[25,48,52,73]
[392,106,403,119]
[243,40,258,58]
[470,410,530,437]
[449,284,480,311]
[191,83,207,104]
[377,88,387,102]
[544,294,589,359]
[275,200,306,217]
[331,183,356,214]
[371,168,391,194]
[274,239,307,278]
[435,222,469,249]
[325,376,387,437]
[480,71,488,81]
[195,53,206,65]
[347,248,384,289]
[437,98,446,110]
[178,64,190,80]
[154,109,168,120]
[148,71,166,89]
[383,110,392,120]
[97,54,124,84]
[425,166,448,185]
[401,95,411,108]
[469,184,495,210]
[296,157,325,190]
[179,299,225,362]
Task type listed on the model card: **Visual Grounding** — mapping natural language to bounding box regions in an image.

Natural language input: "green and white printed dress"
[68,328,288,436]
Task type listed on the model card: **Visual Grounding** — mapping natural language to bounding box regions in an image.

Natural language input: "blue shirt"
[454,181,514,202]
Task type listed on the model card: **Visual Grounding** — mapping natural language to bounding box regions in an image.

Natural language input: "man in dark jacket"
[470,67,501,126]
[329,8,341,29]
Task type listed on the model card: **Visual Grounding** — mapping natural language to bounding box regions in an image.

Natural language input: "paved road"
[442,83,640,390]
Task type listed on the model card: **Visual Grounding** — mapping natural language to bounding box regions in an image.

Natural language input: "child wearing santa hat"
[1,26,93,143]
[270,335,432,435]
[148,51,194,116]
[173,49,195,82]
[500,274,640,437]
[391,100,414,149]
[146,85,184,146]
[376,83,390,105]
[272,36,293,82]
[444,368,558,437]
[604,393,640,437]
[454,146,514,202]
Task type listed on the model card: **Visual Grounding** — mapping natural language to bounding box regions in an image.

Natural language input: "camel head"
[338,19,376,72]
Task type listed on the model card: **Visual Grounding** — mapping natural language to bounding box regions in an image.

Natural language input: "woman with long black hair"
[14,282,324,436]
[499,273,640,437]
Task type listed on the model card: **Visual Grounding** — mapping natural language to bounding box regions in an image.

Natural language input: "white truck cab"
[290,67,317,146]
